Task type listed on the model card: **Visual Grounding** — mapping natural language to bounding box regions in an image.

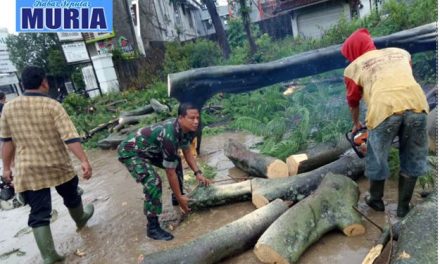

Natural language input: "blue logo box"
[17,0,113,32]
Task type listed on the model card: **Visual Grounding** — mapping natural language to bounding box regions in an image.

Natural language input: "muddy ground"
[0,132,424,264]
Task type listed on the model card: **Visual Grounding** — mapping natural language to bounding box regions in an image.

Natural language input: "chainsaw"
[345,126,368,158]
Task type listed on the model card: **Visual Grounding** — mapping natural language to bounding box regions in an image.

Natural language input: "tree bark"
[252,153,364,208]
[224,139,289,178]
[120,104,154,117]
[254,173,365,264]
[188,180,252,210]
[239,0,257,55]
[83,118,119,140]
[286,134,351,175]
[112,114,153,132]
[203,0,231,59]
[391,192,437,264]
[141,199,289,264]
[168,23,436,105]
[150,98,169,113]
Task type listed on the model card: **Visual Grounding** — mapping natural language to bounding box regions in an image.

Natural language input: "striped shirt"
[0,92,81,192]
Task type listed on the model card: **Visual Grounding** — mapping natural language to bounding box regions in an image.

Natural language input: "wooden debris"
[141,199,289,264]
[254,173,365,264]
[225,139,289,178]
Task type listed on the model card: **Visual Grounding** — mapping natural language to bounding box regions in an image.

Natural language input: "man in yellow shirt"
[341,28,429,218]
[1,66,94,263]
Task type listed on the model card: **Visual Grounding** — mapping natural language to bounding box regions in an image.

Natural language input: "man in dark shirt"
[118,103,211,240]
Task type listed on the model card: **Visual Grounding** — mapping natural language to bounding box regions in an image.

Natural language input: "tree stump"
[286,135,351,175]
[254,173,365,264]
[188,180,252,210]
[224,139,289,178]
[141,199,289,264]
[252,153,364,208]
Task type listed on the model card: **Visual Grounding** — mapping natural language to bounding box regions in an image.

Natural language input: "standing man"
[118,103,211,241]
[341,29,429,218]
[0,66,94,263]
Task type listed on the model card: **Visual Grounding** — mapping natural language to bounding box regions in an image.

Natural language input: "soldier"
[118,102,211,241]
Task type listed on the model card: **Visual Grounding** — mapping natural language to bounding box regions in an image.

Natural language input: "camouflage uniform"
[118,118,194,217]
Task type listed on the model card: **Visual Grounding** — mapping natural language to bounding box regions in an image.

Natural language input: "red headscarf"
[341,28,376,62]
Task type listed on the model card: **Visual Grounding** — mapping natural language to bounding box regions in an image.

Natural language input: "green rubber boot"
[32,225,65,264]
[397,174,417,218]
[365,180,385,211]
[68,201,94,230]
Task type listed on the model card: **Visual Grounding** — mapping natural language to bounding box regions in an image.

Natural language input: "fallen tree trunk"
[254,173,365,264]
[286,134,351,175]
[141,199,289,264]
[363,192,437,264]
[224,139,289,178]
[120,104,154,117]
[112,114,153,132]
[188,180,252,210]
[150,98,169,113]
[391,192,437,264]
[83,118,119,140]
[168,23,436,105]
[252,153,364,208]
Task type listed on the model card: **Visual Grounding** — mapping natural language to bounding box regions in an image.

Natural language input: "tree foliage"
[6,33,59,73]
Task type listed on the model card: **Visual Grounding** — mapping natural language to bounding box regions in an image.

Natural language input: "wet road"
[0,132,419,264]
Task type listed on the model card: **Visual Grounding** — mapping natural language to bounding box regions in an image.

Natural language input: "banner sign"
[57,32,83,41]
[61,41,90,63]
[16,0,112,32]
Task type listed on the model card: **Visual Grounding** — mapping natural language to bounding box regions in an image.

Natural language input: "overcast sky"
[0,0,16,34]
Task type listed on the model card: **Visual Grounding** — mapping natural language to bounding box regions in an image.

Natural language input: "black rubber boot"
[365,180,385,211]
[146,216,174,241]
[397,174,417,218]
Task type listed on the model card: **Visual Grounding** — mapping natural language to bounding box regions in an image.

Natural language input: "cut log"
[120,104,154,117]
[150,98,170,113]
[83,118,119,140]
[391,192,437,264]
[112,114,153,132]
[168,23,436,105]
[188,180,251,210]
[141,199,289,264]
[254,173,365,264]
[224,139,289,178]
[286,134,351,175]
[252,153,364,208]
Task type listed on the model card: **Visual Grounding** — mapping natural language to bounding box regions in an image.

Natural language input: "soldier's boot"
[146,216,174,241]
[32,225,65,264]
[365,180,385,211]
[397,174,417,218]
[68,201,94,230]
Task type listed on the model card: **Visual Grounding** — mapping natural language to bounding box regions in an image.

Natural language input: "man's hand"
[195,173,211,186]
[177,195,191,214]
[352,121,363,134]
[81,160,92,180]
[2,170,12,183]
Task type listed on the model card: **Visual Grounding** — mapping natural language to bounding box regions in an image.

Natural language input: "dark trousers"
[21,176,81,228]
